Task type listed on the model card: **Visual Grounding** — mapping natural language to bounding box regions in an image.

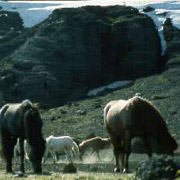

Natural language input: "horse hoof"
[12,172,25,178]
[114,167,120,173]
[6,170,13,174]
[123,168,129,173]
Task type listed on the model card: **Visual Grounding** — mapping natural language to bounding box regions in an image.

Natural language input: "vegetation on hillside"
[41,67,180,143]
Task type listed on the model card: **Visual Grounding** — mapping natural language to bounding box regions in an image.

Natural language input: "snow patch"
[87,81,132,97]
[1,1,180,54]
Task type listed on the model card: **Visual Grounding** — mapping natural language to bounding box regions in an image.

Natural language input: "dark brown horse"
[0,100,46,174]
[104,96,178,173]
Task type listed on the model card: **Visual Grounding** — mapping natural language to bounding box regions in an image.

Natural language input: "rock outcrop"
[163,18,180,69]
[135,155,180,180]
[0,6,161,107]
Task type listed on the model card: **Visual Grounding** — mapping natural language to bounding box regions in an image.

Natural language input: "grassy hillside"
[41,64,180,145]
[30,60,180,179]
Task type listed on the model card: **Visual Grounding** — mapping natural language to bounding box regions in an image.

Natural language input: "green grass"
[0,172,135,180]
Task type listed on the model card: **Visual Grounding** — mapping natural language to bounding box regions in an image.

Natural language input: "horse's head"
[24,107,46,173]
[28,137,46,173]
[159,132,178,154]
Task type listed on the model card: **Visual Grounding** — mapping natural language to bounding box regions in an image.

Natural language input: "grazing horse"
[43,135,79,164]
[79,136,111,160]
[0,100,46,174]
[104,96,178,173]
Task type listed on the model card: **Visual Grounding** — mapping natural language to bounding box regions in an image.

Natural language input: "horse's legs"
[66,150,73,163]
[119,137,125,172]
[51,151,57,164]
[19,138,25,173]
[113,145,121,172]
[123,131,132,173]
[1,135,17,173]
[96,150,100,161]
[42,149,48,163]
[70,151,74,163]
[110,135,122,172]
[79,153,83,161]
[55,152,59,162]
[142,136,152,158]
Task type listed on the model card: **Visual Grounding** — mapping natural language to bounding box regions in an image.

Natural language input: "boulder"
[62,163,77,173]
[134,155,180,180]
[0,10,24,60]
[163,17,180,69]
[0,6,161,107]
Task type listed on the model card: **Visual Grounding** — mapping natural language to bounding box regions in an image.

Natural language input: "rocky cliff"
[0,5,161,107]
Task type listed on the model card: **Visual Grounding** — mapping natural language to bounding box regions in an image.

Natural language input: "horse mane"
[131,96,178,151]
[129,96,168,133]
[23,106,43,145]
[80,136,110,147]
[130,96,164,121]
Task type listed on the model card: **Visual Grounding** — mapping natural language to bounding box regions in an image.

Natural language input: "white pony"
[43,135,79,164]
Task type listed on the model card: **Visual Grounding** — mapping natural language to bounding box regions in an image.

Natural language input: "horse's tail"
[0,105,9,158]
[104,100,118,126]
[103,103,111,123]
[0,104,9,115]
[0,104,9,133]
[103,102,115,135]
[0,105,9,123]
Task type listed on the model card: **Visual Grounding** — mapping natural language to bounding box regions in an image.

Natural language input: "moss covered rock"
[134,155,180,180]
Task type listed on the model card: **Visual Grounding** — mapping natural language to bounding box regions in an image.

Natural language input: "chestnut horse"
[104,96,178,173]
[79,136,111,160]
[0,100,46,174]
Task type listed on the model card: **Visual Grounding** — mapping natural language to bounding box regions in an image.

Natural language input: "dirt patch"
[0,152,148,174]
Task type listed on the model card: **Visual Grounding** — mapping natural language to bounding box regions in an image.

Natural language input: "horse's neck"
[81,142,89,150]
[26,135,44,147]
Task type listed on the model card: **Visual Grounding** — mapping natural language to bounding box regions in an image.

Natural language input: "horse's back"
[5,103,22,115]
[0,100,33,136]
[80,137,105,148]
[0,103,24,136]
[46,136,75,150]
[105,96,162,136]
[62,136,78,151]
[105,99,131,134]
[46,135,79,158]
[1,100,33,120]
